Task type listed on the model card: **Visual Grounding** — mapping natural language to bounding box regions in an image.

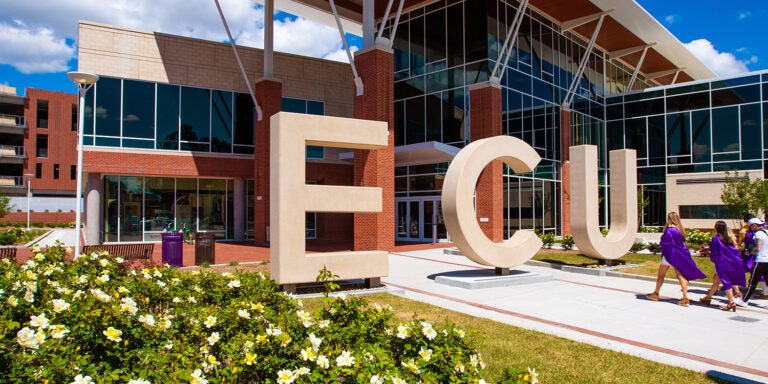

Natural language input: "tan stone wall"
[77,21,354,117]
[666,170,763,229]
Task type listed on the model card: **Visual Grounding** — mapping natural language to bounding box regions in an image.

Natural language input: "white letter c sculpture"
[570,145,637,260]
[442,136,543,268]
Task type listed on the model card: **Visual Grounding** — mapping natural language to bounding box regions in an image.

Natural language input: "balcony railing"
[0,176,24,187]
[0,145,25,158]
[0,114,26,128]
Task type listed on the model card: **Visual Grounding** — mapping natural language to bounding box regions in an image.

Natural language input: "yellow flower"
[244,352,257,365]
[256,334,267,344]
[103,327,123,342]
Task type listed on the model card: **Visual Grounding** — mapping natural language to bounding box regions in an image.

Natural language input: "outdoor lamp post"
[24,173,33,230]
[67,71,99,259]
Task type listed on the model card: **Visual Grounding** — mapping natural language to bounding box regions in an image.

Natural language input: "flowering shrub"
[0,243,493,383]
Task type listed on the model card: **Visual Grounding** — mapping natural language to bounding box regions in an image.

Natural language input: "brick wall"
[3,211,75,224]
[24,89,79,193]
[83,149,254,178]
[353,47,395,251]
[469,83,504,242]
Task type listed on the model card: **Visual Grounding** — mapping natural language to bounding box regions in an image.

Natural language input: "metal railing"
[0,176,24,186]
[0,145,25,158]
[0,114,26,128]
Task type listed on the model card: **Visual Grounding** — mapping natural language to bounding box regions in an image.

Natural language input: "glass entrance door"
[395,197,446,242]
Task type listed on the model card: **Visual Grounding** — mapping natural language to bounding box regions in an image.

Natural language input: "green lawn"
[533,251,716,283]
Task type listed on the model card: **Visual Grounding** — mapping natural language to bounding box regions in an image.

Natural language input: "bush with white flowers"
[0,243,491,383]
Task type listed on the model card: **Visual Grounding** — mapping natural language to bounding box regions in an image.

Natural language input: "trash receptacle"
[161,232,183,267]
[195,231,215,265]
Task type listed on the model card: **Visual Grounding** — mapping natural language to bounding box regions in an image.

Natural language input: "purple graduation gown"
[660,226,706,281]
[709,235,747,290]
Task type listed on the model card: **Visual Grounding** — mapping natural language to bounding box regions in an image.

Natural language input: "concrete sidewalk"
[381,248,768,384]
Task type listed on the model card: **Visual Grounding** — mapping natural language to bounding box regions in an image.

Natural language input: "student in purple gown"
[646,212,706,307]
[698,221,746,311]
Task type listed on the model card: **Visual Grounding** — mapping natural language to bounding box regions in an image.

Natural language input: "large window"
[122,79,155,148]
[180,87,211,151]
[36,134,48,158]
[37,100,48,129]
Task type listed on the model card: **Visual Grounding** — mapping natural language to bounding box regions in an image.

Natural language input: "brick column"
[253,78,282,246]
[469,82,504,242]
[560,108,572,235]
[353,46,395,251]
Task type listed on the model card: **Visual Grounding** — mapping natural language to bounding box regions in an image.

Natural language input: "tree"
[0,190,12,218]
[720,171,768,222]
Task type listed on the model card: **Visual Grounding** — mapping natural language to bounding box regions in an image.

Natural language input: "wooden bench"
[0,247,16,262]
[82,243,155,263]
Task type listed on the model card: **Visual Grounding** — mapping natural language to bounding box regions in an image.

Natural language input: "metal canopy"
[394,141,461,167]
[256,0,715,84]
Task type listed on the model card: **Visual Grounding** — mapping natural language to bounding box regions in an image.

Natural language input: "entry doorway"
[395,197,446,242]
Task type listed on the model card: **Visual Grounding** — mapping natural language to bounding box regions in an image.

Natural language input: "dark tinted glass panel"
[181,142,209,152]
[507,70,531,94]
[679,205,735,219]
[605,103,623,120]
[606,120,623,151]
[95,77,121,137]
[639,166,665,184]
[180,87,210,144]
[665,83,709,96]
[395,77,425,99]
[157,84,179,150]
[740,103,761,159]
[426,70,450,93]
[764,103,768,151]
[464,0,487,62]
[711,75,759,89]
[446,4,463,67]
[394,101,405,146]
[405,97,425,144]
[625,99,664,118]
[426,94,442,141]
[623,90,665,102]
[666,92,709,112]
[648,116,665,165]
[122,139,154,149]
[666,113,690,157]
[36,100,48,128]
[465,61,490,84]
[531,78,555,103]
[211,90,232,153]
[393,21,409,72]
[711,85,760,107]
[84,87,94,135]
[122,80,155,139]
[233,93,254,146]
[713,153,740,162]
[307,101,323,115]
[714,160,762,172]
[424,9,446,65]
[95,136,120,147]
[410,16,425,75]
[281,98,305,113]
[691,110,711,163]
[624,118,648,159]
[712,107,739,153]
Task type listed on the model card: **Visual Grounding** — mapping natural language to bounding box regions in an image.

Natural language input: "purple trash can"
[161,232,183,267]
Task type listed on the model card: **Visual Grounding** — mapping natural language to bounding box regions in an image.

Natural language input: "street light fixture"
[68,71,99,259]
[24,173,33,231]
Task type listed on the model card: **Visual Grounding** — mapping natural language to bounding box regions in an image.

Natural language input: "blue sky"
[0,0,764,96]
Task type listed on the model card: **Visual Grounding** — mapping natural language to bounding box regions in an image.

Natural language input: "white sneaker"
[734,298,749,307]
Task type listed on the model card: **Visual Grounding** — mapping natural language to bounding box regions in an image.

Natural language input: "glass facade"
[92,78,326,242]
[606,72,768,225]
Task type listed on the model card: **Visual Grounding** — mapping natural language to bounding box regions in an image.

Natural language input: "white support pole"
[491,0,530,83]
[376,0,395,41]
[330,0,364,95]
[626,46,649,91]
[362,0,375,48]
[264,0,274,78]
[563,13,608,108]
[214,0,264,120]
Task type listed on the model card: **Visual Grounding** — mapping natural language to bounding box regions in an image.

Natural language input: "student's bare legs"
[646,264,671,300]
[700,274,721,304]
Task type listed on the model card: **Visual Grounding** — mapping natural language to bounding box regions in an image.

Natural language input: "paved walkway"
[20,230,768,382]
[382,248,768,384]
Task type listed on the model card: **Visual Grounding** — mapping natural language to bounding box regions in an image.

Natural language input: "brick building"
[0,85,78,224]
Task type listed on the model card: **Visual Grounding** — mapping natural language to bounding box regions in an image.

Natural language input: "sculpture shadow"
[428,268,531,280]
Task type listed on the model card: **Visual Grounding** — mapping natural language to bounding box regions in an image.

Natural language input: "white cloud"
[684,39,751,77]
[738,11,752,20]
[0,22,74,74]
[0,0,351,74]
[664,14,679,25]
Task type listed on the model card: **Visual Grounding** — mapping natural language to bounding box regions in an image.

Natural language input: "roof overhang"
[258,0,715,84]
[395,141,460,167]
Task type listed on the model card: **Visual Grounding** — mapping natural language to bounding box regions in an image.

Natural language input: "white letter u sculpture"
[569,145,637,260]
